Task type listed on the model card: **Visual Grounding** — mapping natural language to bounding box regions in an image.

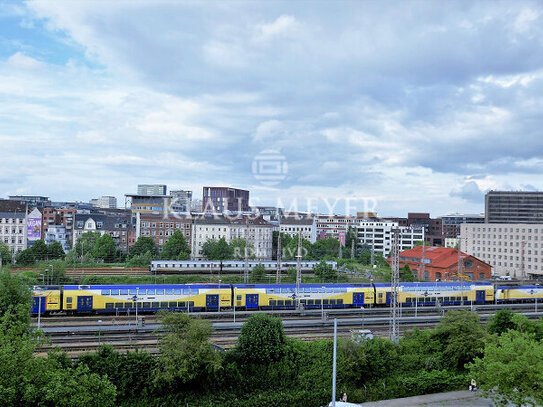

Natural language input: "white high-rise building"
[355,221,424,257]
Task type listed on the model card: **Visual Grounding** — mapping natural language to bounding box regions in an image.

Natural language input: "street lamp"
[98,319,102,345]
[49,264,54,285]
[321,286,326,321]
[131,291,140,328]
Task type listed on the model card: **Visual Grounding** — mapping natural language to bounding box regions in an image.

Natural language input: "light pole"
[218,280,221,315]
[49,264,54,285]
[37,295,41,330]
[321,286,326,321]
[131,293,140,328]
[98,319,102,345]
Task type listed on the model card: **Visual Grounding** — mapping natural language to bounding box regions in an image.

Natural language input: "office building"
[137,184,167,196]
[355,221,424,257]
[485,191,543,223]
[9,195,50,209]
[461,223,543,278]
[170,190,192,213]
[90,196,117,209]
[441,213,485,238]
[202,187,250,213]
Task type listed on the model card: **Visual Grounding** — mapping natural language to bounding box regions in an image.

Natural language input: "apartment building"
[279,217,317,243]
[135,213,192,251]
[355,221,424,257]
[0,199,27,255]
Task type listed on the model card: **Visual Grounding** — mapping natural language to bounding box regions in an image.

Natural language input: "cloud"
[450,181,488,203]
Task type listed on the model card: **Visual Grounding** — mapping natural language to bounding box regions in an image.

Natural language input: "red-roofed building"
[388,246,491,282]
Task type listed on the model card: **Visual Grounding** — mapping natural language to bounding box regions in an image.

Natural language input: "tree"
[130,237,158,258]
[127,251,154,267]
[16,248,34,266]
[433,310,489,371]
[230,238,254,260]
[93,234,117,263]
[0,242,11,266]
[358,244,372,265]
[469,330,543,406]
[236,314,286,365]
[31,240,49,262]
[343,226,358,259]
[400,264,417,281]
[311,238,340,260]
[0,270,31,319]
[250,263,266,283]
[37,260,67,285]
[47,241,65,260]
[487,309,516,336]
[208,237,234,275]
[155,311,221,388]
[314,260,338,282]
[75,232,102,259]
[160,230,190,260]
[283,235,312,260]
[272,232,292,260]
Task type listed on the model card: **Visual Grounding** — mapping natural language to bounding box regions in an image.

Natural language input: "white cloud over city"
[1,0,543,215]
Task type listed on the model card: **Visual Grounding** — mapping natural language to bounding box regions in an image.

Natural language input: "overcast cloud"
[1,0,542,216]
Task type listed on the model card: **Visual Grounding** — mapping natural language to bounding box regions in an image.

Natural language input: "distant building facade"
[461,222,543,279]
[393,246,491,282]
[191,215,273,260]
[44,225,70,253]
[202,187,250,213]
[383,213,443,246]
[280,217,317,243]
[0,199,28,255]
[355,221,424,257]
[135,213,193,251]
[26,208,42,247]
[315,215,358,244]
[90,196,117,209]
[137,184,167,196]
[125,194,172,217]
[41,207,76,246]
[73,210,132,253]
[9,195,50,209]
[170,190,192,213]
[441,213,485,238]
[485,191,543,224]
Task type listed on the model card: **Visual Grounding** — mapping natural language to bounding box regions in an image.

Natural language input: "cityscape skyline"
[2,1,543,216]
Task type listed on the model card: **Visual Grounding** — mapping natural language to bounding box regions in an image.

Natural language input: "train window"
[129,289,137,295]
[120,289,128,295]
[406,298,411,303]
[307,299,314,305]
[463,296,468,301]
[174,289,181,295]
[277,300,284,306]
[425,297,430,302]
[378,293,383,298]
[169,301,177,308]
[444,297,450,302]
[124,302,133,308]
[152,302,159,308]
[183,289,190,295]
[456,297,461,301]
[178,301,186,307]
[330,299,336,305]
[105,303,114,309]
[304,288,310,293]
[66,297,72,304]
[337,299,343,305]
[114,303,123,308]
[269,300,276,306]
[341,288,347,293]
[334,288,341,292]
[300,299,306,304]
[160,302,168,308]
[156,289,164,295]
[165,289,174,295]
[323,299,329,305]
[110,290,119,295]
[143,302,151,308]
[326,289,333,293]
[147,289,155,295]
[237,295,242,301]
[138,289,146,295]
[101,290,110,295]
[285,300,292,306]
[189,289,197,295]
[189,301,194,307]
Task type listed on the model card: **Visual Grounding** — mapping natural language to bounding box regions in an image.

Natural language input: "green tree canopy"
[311,238,340,260]
[250,263,266,283]
[15,248,34,266]
[230,238,254,260]
[210,237,233,261]
[400,264,417,281]
[469,330,543,406]
[160,230,190,260]
[236,314,286,365]
[155,311,221,388]
[313,260,338,282]
[31,240,49,262]
[0,270,31,319]
[93,234,117,262]
[283,235,312,260]
[130,237,158,258]
[0,242,11,265]
[75,231,102,258]
[47,241,65,260]
[487,309,517,336]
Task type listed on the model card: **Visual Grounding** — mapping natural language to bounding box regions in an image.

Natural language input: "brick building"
[384,213,443,246]
[41,207,76,245]
[202,187,250,213]
[135,214,193,251]
[391,246,491,282]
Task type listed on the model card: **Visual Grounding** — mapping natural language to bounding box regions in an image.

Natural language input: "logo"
[252,150,288,186]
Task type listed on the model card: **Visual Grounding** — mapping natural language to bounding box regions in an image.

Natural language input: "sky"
[1,0,543,217]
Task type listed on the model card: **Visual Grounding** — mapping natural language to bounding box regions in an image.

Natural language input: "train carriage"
[62,284,232,314]
[496,286,543,303]
[233,283,374,310]
[150,260,337,273]
[375,282,494,307]
[31,286,62,315]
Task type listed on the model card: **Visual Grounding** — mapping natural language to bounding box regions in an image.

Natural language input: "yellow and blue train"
[31,281,541,315]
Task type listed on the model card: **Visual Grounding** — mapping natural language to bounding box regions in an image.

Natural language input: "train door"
[246,294,259,309]
[77,296,93,311]
[353,292,364,306]
[206,294,219,310]
[475,290,486,304]
[32,296,46,314]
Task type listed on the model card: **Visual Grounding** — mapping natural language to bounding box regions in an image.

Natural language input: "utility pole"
[244,223,249,283]
[351,238,355,260]
[296,233,302,309]
[389,228,400,344]
[276,233,281,283]
[370,243,375,267]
